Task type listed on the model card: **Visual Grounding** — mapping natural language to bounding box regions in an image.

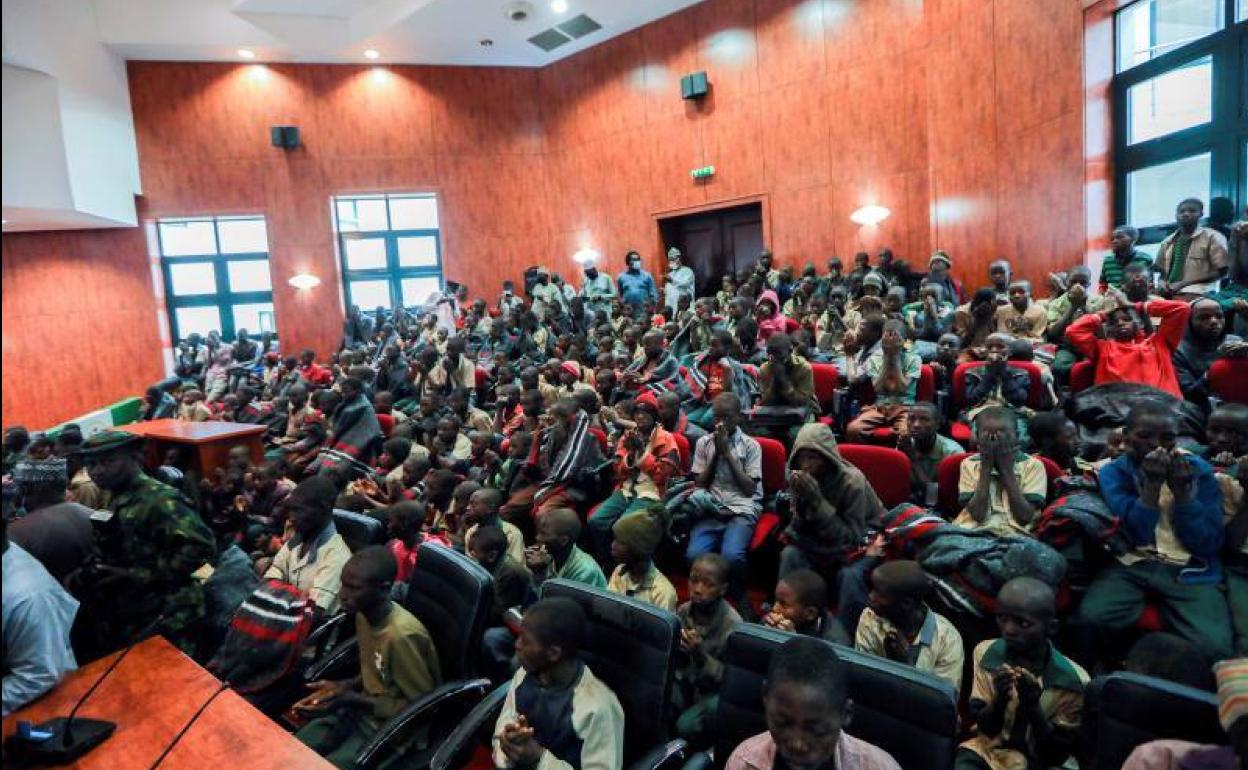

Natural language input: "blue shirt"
[617,269,657,308]
[3,544,79,716]
[1097,453,1223,560]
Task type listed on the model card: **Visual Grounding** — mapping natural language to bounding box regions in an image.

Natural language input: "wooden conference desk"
[1,637,332,770]
[119,419,266,478]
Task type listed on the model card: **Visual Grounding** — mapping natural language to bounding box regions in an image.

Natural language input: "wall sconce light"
[572,248,601,265]
[850,205,891,226]
[288,273,321,290]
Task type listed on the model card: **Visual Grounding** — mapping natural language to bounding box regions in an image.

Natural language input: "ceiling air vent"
[557,13,602,39]
[528,27,572,51]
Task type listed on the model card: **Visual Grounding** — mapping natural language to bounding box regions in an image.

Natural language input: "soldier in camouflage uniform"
[77,431,217,657]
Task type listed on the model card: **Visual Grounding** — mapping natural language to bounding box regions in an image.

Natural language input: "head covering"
[80,430,144,457]
[756,289,781,311]
[611,506,668,559]
[1215,658,1247,732]
[634,391,661,415]
[536,265,550,276]
[787,423,850,472]
[13,458,68,487]
[928,251,952,270]
[288,475,338,511]
[560,360,582,379]
[667,246,682,260]
[861,273,886,292]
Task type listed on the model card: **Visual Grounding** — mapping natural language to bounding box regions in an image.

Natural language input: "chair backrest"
[1085,672,1225,770]
[406,543,494,681]
[332,508,387,552]
[1208,358,1248,404]
[916,364,936,403]
[810,363,840,414]
[935,452,972,517]
[588,426,609,454]
[1037,455,1063,500]
[1069,359,1095,395]
[754,436,788,496]
[837,445,912,508]
[672,431,691,472]
[951,361,1044,410]
[713,624,959,770]
[540,579,682,765]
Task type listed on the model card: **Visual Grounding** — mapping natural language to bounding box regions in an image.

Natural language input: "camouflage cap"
[79,430,144,457]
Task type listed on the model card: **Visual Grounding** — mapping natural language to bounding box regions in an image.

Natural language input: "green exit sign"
[690,165,715,180]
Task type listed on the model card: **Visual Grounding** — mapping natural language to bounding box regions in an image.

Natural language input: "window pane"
[402,276,442,307]
[232,303,276,336]
[336,198,388,232]
[397,236,438,267]
[349,279,392,310]
[217,217,268,253]
[227,259,273,292]
[175,306,222,339]
[1127,152,1211,226]
[389,196,439,229]
[1116,0,1223,72]
[1127,56,1212,143]
[168,262,217,296]
[343,237,388,270]
[159,220,217,256]
[1240,0,1247,21]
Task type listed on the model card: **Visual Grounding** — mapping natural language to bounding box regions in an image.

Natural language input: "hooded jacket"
[755,290,788,343]
[783,423,885,565]
[1173,297,1241,404]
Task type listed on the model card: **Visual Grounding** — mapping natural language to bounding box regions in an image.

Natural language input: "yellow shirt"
[854,606,965,697]
[606,564,678,611]
[954,454,1047,537]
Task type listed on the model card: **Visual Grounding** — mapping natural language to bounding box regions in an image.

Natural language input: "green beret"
[79,430,144,456]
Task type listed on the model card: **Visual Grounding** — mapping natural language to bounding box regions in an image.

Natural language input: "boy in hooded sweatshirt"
[754,290,788,344]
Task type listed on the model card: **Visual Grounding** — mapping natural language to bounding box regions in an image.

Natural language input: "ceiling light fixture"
[850,205,890,226]
[551,0,569,13]
[237,48,256,59]
[288,273,321,290]
[364,49,380,60]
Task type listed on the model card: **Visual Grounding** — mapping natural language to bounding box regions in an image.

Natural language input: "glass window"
[175,306,222,338]
[157,215,275,341]
[389,196,439,229]
[1126,152,1211,226]
[334,193,444,315]
[168,262,217,296]
[232,303,276,336]
[1116,0,1223,72]
[217,217,269,253]
[159,220,217,256]
[1239,0,1247,21]
[343,238,388,270]
[335,198,388,232]
[1127,55,1213,143]
[226,260,273,292]
[349,280,393,310]
[397,236,438,267]
[402,276,442,307]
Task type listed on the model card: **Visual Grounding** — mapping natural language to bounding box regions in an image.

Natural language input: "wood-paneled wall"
[2,0,1100,428]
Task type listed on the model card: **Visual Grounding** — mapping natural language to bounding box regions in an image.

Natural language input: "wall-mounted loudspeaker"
[270,125,300,149]
[680,71,709,100]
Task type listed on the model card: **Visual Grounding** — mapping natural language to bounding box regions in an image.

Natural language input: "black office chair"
[684,624,959,770]
[539,579,684,767]
[332,508,387,552]
[1085,672,1226,770]
[306,543,496,769]
[432,580,687,770]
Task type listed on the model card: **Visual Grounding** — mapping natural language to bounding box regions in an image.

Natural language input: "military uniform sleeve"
[124,488,216,585]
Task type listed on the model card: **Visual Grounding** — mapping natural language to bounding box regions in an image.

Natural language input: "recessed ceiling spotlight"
[480,38,494,46]
[551,0,568,12]
[237,48,256,59]
[364,49,380,60]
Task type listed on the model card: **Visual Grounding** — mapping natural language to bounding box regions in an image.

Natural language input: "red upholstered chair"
[1037,455,1064,503]
[672,431,691,472]
[950,361,1045,444]
[474,366,489,390]
[858,365,936,446]
[376,412,395,438]
[1209,359,1248,404]
[588,427,609,455]
[810,363,840,416]
[936,451,974,517]
[1069,359,1095,395]
[749,436,789,552]
[783,317,802,334]
[837,445,912,508]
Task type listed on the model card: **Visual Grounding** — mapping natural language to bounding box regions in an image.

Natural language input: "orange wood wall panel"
[3,0,1108,429]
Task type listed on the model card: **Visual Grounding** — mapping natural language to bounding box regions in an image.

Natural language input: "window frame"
[156,215,276,342]
[1112,0,1247,245]
[332,193,444,312]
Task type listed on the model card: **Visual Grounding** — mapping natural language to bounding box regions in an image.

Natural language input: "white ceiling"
[92,0,708,67]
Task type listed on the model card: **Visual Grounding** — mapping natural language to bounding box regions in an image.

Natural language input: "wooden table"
[119,420,266,478]
[1,637,333,770]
